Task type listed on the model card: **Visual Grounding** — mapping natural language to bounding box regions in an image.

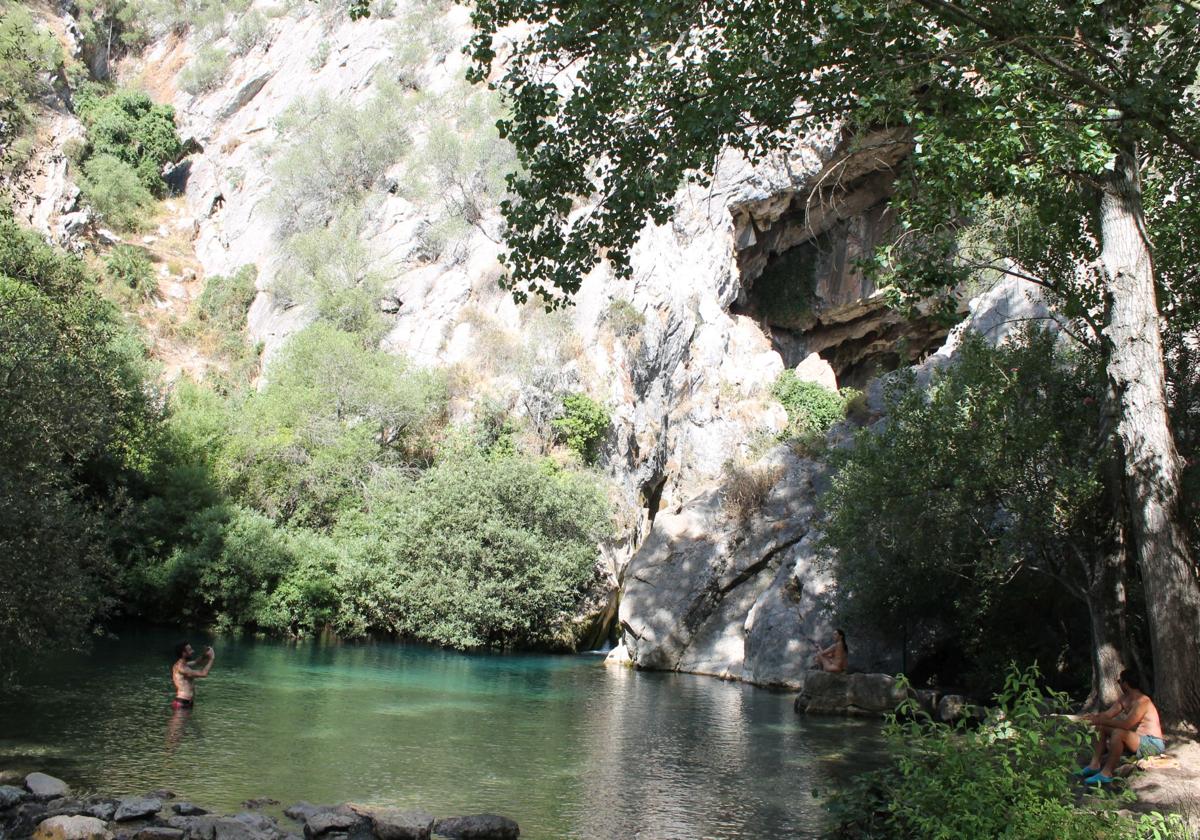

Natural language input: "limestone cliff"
[18,0,1049,688]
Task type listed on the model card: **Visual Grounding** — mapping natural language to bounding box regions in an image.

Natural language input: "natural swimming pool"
[0,630,880,839]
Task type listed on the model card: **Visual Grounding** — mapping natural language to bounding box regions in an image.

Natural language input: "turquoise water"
[0,630,879,839]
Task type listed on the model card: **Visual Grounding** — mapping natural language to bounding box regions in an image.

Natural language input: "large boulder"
[32,815,112,840]
[114,796,164,822]
[302,807,369,840]
[431,815,519,840]
[794,671,908,716]
[365,808,434,840]
[25,774,70,800]
[0,785,25,809]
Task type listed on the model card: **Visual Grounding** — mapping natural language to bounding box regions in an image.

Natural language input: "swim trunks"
[171,697,194,710]
[1136,735,1165,758]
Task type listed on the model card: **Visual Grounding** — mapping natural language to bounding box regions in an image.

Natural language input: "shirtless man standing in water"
[171,642,215,709]
[1076,669,1165,784]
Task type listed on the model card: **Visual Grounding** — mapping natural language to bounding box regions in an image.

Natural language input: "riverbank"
[0,772,520,840]
[1119,739,1200,832]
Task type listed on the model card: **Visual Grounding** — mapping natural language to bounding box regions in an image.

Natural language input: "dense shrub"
[79,154,156,230]
[222,324,448,527]
[196,264,257,332]
[820,330,1110,695]
[771,370,848,439]
[0,213,162,670]
[178,45,231,95]
[827,665,1190,840]
[268,88,410,237]
[230,10,268,55]
[335,451,611,648]
[551,393,610,465]
[104,244,158,301]
[76,86,182,195]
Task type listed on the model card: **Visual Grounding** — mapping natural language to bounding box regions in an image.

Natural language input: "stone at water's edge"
[432,814,520,840]
[25,774,70,801]
[132,828,184,840]
[31,815,111,840]
[362,808,435,840]
[794,671,908,717]
[0,785,26,809]
[171,803,208,817]
[302,807,369,839]
[0,771,24,786]
[113,797,163,822]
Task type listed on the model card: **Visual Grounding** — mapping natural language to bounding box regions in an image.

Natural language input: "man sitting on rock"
[1075,669,1164,784]
[811,629,848,673]
[171,641,215,709]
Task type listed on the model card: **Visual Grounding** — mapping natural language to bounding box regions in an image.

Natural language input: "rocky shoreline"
[0,773,519,840]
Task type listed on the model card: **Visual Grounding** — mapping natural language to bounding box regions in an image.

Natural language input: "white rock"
[793,352,839,391]
[24,773,69,800]
[33,816,111,840]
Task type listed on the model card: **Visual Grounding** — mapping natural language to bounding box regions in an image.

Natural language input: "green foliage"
[821,330,1107,692]
[230,10,269,55]
[222,324,447,527]
[336,451,611,648]
[0,213,162,670]
[273,204,387,340]
[603,297,644,338]
[827,664,1180,839]
[771,371,848,440]
[269,87,410,237]
[0,2,63,174]
[551,392,610,465]
[404,85,516,262]
[79,154,155,230]
[196,264,257,333]
[178,45,231,95]
[76,86,182,196]
[104,244,159,301]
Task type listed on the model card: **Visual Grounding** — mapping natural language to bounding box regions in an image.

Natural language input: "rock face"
[0,786,25,809]
[794,672,909,717]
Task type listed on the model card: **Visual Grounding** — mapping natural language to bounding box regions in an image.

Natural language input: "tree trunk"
[1098,144,1200,730]
[1084,546,1127,710]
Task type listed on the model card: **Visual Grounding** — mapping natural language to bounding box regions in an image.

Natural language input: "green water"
[0,630,879,839]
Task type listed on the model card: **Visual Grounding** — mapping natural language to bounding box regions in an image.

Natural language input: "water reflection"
[0,630,879,839]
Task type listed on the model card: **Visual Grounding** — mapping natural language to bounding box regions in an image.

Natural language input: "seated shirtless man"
[811,629,848,673]
[1077,669,1164,784]
[171,642,215,710]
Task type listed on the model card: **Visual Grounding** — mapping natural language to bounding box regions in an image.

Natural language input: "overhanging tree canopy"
[459,0,1200,726]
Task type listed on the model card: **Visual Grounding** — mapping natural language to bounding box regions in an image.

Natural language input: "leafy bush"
[269,88,410,237]
[0,213,162,671]
[105,244,158,301]
[76,86,182,196]
[771,370,848,439]
[820,330,1110,695]
[604,297,644,338]
[827,664,1189,840]
[273,204,386,339]
[223,324,447,527]
[0,2,62,174]
[336,451,611,648]
[196,265,257,332]
[179,45,231,95]
[230,10,268,55]
[79,154,155,230]
[551,393,610,465]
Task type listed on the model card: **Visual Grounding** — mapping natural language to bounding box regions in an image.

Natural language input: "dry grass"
[721,458,783,524]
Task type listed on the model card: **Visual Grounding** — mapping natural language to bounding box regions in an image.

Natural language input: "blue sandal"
[1086,773,1116,785]
[1073,766,1100,778]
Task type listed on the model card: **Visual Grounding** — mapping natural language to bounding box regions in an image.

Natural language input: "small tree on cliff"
[457,0,1200,727]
